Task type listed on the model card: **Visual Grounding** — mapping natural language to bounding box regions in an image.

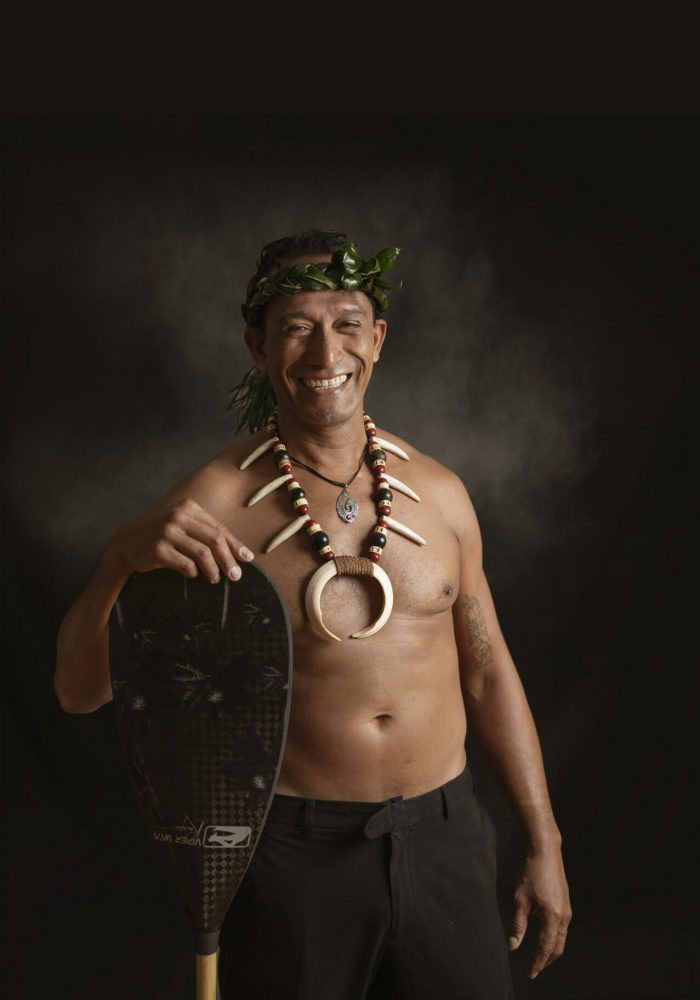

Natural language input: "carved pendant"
[336,489,359,523]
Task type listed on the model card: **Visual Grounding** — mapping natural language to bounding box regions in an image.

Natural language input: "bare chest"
[220,466,460,639]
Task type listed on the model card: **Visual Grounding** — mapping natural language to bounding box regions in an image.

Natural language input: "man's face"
[244,255,387,427]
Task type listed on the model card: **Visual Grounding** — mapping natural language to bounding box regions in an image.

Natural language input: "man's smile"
[297,373,352,391]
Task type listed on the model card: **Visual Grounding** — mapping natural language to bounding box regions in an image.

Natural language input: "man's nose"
[305,326,343,368]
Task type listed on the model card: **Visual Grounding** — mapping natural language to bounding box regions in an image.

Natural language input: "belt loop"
[440,786,450,820]
[302,798,316,838]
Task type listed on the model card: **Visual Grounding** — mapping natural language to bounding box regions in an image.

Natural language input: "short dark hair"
[247,227,379,327]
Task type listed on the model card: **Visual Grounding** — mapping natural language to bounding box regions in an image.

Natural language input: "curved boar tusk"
[239,437,277,470]
[247,473,293,507]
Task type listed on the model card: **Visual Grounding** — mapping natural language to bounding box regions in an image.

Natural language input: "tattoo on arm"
[463,596,495,670]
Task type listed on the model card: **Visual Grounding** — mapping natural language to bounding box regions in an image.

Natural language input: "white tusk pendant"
[247,473,293,507]
[383,515,427,546]
[239,436,277,470]
[305,555,394,641]
[265,514,310,553]
[375,437,410,461]
[383,473,421,503]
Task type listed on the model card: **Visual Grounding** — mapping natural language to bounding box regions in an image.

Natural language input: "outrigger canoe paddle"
[109,564,292,1000]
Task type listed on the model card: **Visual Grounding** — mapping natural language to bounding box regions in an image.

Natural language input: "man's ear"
[244,326,267,372]
[373,319,387,362]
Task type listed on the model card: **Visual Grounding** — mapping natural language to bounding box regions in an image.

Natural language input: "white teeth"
[301,374,349,388]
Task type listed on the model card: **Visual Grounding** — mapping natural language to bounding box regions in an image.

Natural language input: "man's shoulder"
[375,426,478,536]
[152,432,266,510]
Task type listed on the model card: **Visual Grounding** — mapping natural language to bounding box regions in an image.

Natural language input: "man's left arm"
[447,473,573,980]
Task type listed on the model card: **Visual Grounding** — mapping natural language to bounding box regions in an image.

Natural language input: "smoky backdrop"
[2,115,697,998]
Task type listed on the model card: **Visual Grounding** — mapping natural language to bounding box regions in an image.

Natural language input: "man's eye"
[340,322,361,330]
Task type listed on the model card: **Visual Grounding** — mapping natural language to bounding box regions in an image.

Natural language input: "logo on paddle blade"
[152,813,251,848]
[203,825,252,848]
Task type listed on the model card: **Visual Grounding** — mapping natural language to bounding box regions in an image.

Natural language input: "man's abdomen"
[275,619,468,801]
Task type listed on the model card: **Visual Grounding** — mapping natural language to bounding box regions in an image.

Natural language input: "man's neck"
[274,408,369,481]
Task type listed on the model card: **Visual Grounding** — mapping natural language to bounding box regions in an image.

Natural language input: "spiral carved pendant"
[336,489,359,523]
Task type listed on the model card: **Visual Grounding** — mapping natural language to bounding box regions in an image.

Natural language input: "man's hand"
[105,497,255,584]
[508,846,572,979]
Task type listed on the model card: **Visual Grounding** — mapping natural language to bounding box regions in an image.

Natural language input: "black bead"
[311,531,330,550]
[371,448,387,463]
[371,532,387,548]
[275,450,290,465]
[376,487,394,503]
[288,486,306,501]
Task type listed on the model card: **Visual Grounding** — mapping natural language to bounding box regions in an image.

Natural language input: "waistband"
[266,763,476,840]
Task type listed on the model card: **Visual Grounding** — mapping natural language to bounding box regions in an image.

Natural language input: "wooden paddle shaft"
[196,952,218,1000]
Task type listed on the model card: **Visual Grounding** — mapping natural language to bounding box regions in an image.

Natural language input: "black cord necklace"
[286,446,368,523]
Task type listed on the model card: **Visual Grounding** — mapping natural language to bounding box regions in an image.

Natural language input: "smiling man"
[55,229,571,999]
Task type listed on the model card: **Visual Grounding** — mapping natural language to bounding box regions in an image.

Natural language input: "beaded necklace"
[268,411,391,566]
[239,411,427,641]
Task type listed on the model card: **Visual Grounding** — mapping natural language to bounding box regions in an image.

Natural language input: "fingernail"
[240,547,254,560]
[210,573,220,584]
[508,937,518,950]
[229,565,241,580]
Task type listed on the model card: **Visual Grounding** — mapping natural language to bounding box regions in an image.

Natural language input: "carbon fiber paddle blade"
[108,565,292,951]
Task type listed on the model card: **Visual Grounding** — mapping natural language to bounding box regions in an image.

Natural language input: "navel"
[370,712,393,726]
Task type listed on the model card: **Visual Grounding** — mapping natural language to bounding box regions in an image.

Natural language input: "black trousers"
[218,763,513,999]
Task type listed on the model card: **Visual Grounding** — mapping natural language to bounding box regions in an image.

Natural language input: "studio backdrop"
[2,115,696,999]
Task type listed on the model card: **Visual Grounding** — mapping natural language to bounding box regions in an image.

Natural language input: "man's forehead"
[269,290,372,322]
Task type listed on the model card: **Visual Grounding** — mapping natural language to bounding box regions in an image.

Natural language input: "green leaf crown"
[229,241,401,435]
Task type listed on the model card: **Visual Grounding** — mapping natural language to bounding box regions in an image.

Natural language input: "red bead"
[379,504,391,514]
[298,504,308,514]
[279,463,292,473]
[323,550,335,561]
[377,521,386,530]
[307,519,318,527]
[368,552,380,562]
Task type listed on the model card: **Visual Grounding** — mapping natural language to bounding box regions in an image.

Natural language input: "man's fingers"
[541,914,572,969]
[170,533,225,584]
[508,897,530,950]
[527,913,565,979]
[153,539,198,579]
[169,510,255,582]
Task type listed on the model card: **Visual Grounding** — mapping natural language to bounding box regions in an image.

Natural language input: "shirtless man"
[54,230,571,999]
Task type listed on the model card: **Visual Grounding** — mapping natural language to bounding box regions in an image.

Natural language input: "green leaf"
[376,247,400,272]
[372,288,388,311]
[324,267,343,285]
[341,273,361,290]
[303,265,337,288]
[302,277,332,291]
[361,256,380,277]
[332,242,362,273]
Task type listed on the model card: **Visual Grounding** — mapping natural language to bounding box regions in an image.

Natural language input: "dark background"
[2,115,697,999]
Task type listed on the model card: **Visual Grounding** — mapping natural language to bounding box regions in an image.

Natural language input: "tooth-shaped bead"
[383,473,421,502]
[265,514,311,553]
[246,473,293,506]
[384,515,427,546]
[239,436,277,470]
[374,437,410,461]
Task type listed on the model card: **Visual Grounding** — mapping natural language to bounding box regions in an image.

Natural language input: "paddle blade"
[108,564,292,952]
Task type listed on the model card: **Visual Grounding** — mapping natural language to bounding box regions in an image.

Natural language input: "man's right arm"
[54,494,255,714]
[54,547,131,714]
